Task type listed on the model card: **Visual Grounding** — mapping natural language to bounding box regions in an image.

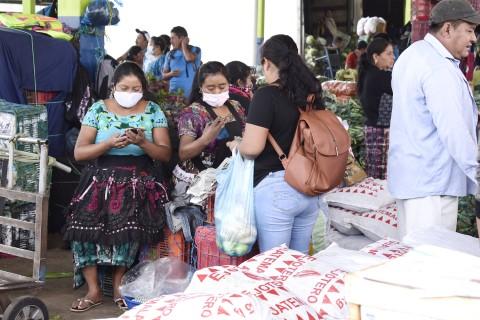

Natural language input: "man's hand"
[181,36,190,48]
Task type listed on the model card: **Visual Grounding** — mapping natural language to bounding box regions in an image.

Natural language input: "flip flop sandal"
[70,297,103,313]
[114,297,128,311]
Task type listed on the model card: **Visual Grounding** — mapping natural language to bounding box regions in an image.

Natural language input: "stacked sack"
[324,177,399,241]
[118,244,387,320]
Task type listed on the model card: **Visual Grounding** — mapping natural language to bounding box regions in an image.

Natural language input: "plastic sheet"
[119,257,193,302]
[81,0,120,26]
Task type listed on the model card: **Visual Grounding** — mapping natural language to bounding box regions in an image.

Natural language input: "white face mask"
[114,91,143,108]
[146,45,153,55]
[202,91,229,107]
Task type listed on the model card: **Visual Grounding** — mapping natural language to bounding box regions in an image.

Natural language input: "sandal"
[114,297,128,311]
[70,297,103,312]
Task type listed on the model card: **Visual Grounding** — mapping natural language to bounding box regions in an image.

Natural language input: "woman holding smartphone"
[176,61,246,176]
[64,62,171,312]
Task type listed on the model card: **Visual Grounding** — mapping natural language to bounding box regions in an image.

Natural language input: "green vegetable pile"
[324,93,366,167]
[456,93,480,237]
[457,195,477,237]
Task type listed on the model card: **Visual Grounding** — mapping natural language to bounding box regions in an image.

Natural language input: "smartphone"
[126,128,143,135]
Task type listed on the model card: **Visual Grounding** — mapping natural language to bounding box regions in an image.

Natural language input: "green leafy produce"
[324,94,365,166]
[457,196,477,237]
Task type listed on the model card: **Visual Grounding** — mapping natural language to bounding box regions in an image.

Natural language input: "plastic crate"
[0,99,50,193]
[139,227,191,263]
[123,296,141,310]
[194,225,258,270]
[99,266,113,298]
[0,200,35,251]
[24,90,58,105]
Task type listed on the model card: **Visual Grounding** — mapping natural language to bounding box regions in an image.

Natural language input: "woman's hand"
[200,118,224,145]
[226,136,242,151]
[107,134,129,149]
[125,129,146,146]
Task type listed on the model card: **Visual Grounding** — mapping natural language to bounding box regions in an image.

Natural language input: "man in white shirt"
[388,0,480,239]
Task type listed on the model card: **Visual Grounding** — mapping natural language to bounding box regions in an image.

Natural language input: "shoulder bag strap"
[267,134,288,169]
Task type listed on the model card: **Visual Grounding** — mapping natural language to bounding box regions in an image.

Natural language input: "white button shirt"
[388,33,478,199]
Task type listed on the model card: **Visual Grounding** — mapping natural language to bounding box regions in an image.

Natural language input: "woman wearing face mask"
[64,62,171,313]
[176,61,246,177]
[357,37,395,180]
[225,61,253,113]
[227,34,323,254]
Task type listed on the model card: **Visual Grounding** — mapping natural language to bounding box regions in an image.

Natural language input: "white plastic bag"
[215,151,256,256]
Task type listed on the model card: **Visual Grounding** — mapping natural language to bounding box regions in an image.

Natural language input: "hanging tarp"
[0,28,77,156]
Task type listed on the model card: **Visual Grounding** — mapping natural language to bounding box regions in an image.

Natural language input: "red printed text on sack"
[307,269,346,304]
[269,297,307,315]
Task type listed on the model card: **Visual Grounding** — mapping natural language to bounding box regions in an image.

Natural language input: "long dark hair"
[126,45,143,61]
[225,61,251,86]
[357,38,391,94]
[159,34,171,54]
[261,34,323,109]
[151,36,167,53]
[112,61,154,100]
[188,61,228,104]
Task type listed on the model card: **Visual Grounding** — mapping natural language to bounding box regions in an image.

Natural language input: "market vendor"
[64,62,171,312]
[175,61,246,177]
[357,37,394,180]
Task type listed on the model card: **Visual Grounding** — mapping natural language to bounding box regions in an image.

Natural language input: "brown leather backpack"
[268,95,350,195]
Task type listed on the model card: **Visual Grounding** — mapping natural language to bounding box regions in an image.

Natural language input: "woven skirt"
[63,155,168,246]
[364,126,389,180]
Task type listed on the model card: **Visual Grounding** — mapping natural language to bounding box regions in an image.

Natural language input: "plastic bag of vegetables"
[214,150,256,257]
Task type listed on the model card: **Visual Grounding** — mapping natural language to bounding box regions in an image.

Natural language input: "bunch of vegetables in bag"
[216,211,257,256]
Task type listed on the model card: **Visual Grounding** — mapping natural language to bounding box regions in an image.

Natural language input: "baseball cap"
[135,29,150,41]
[430,0,480,25]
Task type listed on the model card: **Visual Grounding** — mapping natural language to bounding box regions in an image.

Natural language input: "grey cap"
[431,0,480,25]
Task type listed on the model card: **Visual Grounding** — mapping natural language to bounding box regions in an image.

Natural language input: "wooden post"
[38,144,48,195]
[33,194,48,281]
[33,144,49,281]
[6,124,16,190]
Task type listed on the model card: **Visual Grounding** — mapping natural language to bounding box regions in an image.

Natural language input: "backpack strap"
[267,134,288,169]
[306,94,316,112]
[267,93,315,169]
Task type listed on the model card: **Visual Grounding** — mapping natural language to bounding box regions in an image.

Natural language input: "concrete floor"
[0,234,124,320]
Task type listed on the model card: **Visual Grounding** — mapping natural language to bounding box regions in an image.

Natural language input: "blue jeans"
[254,171,319,254]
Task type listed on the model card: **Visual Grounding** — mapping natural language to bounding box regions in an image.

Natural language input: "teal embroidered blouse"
[82,100,168,156]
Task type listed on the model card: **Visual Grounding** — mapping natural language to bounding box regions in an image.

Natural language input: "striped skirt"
[364,126,389,180]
